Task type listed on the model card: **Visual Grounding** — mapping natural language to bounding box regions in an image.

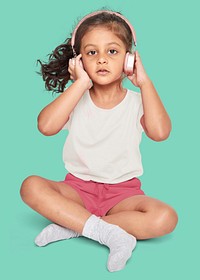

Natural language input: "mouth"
[96,69,110,75]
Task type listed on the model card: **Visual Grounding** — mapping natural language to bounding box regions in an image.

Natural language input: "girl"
[20,10,178,272]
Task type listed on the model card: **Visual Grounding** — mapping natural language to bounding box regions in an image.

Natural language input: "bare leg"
[21,177,178,240]
[20,175,137,272]
[20,175,91,233]
[103,195,178,240]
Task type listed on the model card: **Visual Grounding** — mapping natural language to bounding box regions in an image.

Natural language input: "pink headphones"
[71,10,137,76]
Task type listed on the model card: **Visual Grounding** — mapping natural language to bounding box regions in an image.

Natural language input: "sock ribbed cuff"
[82,214,100,240]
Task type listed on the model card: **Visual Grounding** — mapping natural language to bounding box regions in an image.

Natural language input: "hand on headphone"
[68,54,92,89]
[127,51,150,88]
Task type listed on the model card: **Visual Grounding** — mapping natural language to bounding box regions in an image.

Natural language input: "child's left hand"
[127,51,150,88]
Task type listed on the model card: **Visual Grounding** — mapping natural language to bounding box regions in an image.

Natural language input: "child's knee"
[155,206,178,236]
[166,207,178,233]
[20,175,41,201]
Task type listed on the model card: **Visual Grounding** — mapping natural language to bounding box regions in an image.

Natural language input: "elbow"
[37,122,51,136]
[150,126,172,142]
[151,130,171,142]
[145,121,172,142]
[37,117,57,136]
[38,126,52,136]
[142,115,172,142]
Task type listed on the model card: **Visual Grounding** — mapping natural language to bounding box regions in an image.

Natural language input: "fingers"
[135,51,144,68]
[69,54,82,66]
[68,58,76,80]
[68,61,74,80]
[69,58,76,67]
[75,53,82,62]
[135,51,140,60]
[74,54,83,68]
[68,54,83,80]
[71,58,75,66]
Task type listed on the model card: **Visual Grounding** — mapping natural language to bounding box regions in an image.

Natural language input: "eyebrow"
[84,42,121,49]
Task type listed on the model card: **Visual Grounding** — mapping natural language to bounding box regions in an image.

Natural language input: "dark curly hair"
[37,10,133,93]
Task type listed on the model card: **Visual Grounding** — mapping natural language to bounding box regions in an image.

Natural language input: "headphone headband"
[71,10,137,55]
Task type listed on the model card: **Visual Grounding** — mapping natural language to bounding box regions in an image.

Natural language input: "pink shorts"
[61,173,145,217]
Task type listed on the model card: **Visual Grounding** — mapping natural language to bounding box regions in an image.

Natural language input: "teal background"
[1,0,199,279]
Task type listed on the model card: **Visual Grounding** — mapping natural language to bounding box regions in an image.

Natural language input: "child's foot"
[106,228,136,272]
[35,224,80,246]
[82,215,136,272]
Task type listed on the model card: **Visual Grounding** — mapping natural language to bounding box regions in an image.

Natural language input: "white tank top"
[62,89,144,184]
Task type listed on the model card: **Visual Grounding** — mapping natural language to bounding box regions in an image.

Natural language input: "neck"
[90,82,126,102]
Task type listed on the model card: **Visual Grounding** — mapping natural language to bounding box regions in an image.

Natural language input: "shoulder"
[77,90,89,105]
[127,89,141,98]
[69,90,89,114]
[127,89,142,105]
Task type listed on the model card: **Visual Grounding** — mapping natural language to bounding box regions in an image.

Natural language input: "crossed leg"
[20,175,178,241]
[20,175,91,233]
[104,195,178,239]
[21,175,141,272]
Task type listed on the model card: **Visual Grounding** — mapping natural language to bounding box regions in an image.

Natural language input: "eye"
[87,50,97,56]
[108,49,118,55]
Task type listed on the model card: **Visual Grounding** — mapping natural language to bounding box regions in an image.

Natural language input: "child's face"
[80,27,127,86]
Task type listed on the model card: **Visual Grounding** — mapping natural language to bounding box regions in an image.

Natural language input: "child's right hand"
[68,54,92,89]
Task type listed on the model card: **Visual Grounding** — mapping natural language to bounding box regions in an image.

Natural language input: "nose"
[97,54,108,65]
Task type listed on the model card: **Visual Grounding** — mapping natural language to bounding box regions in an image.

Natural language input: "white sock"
[82,215,136,272]
[35,224,80,247]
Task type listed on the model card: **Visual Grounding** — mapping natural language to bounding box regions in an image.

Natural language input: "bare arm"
[140,78,171,141]
[38,55,91,136]
[128,51,171,141]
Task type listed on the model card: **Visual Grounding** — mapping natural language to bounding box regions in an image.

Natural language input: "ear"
[124,52,135,76]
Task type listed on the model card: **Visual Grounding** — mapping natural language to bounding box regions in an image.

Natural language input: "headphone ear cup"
[124,52,135,76]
